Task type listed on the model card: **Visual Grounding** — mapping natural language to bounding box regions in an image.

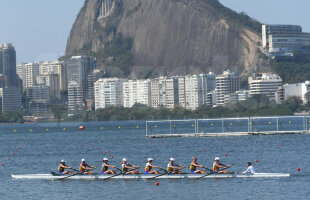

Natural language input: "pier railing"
[145,116,310,138]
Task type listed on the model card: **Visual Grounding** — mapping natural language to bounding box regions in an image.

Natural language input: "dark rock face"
[66,0,268,77]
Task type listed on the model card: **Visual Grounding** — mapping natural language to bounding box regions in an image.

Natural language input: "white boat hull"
[11,173,290,180]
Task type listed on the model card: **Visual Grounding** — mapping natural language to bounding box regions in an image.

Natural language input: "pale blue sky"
[0,0,309,64]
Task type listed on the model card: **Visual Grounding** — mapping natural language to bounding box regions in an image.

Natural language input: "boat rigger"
[11,173,290,180]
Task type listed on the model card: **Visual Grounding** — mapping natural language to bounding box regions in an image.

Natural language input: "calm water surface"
[0,121,309,200]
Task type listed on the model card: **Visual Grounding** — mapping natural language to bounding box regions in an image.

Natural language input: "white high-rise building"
[249,73,282,101]
[16,63,26,89]
[123,79,151,108]
[25,62,40,88]
[94,78,127,110]
[68,81,84,112]
[150,77,179,109]
[39,61,65,90]
[216,70,241,105]
[184,75,201,110]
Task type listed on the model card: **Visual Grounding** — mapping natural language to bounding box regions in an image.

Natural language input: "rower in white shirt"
[243,162,255,173]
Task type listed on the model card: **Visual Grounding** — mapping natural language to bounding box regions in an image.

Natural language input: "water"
[0,121,309,199]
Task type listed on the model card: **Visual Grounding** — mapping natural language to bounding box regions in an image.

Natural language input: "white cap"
[148,158,153,161]
[103,157,108,161]
[123,158,127,161]
[81,158,85,162]
[61,160,65,163]
[170,158,175,161]
[215,157,220,161]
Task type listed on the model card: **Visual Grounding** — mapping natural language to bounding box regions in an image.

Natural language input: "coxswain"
[58,160,74,175]
[102,157,117,174]
[145,158,162,174]
[167,158,185,174]
[79,158,96,175]
[243,162,255,173]
[122,158,140,174]
[213,157,231,174]
[190,156,207,174]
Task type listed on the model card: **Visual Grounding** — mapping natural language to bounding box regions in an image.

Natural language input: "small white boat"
[11,173,290,180]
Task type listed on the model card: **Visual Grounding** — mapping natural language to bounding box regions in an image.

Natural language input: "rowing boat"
[11,173,290,180]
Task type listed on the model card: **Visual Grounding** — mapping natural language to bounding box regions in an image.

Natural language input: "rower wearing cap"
[79,158,96,175]
[190,156,207,174]
[102,158,117,174]
[167,158,185,174]
[213,157,231,174]
[122,158,140,174]
[58,160,74,175]
[243,162,255,174]
[145,158,161,174]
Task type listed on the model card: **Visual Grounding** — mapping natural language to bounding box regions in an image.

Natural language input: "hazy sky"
[0,0,309,64]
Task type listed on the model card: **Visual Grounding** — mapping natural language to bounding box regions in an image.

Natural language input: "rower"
[58,160,74,175]
[167,158,185,174]
[243,162,255,173]
[122,158,140,174]
[102,157,117,174]
[79,158,96,175]
[190,156,207,174]
[213,157,231,174]
[145,158,162,174]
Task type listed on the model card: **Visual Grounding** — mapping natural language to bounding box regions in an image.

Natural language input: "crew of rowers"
[58,157,255,175]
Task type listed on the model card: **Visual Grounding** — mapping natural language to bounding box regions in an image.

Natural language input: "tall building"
[39,61,65,90]
[249,73,283,101]
[26,85,49,115]
[68,81,84,112]
[0,44,20,87]
[216,70,241,105]
[37,73,60,98]
[25,62,40,88]
[123,79,151,108]
[262,24,310,56]
[94,78,127,110]
[87,69,107,110]
[16,63,26,89]
[150,77,179,109]
[66,56,96,101]
[0,87,22,113]
[184,75,202,110]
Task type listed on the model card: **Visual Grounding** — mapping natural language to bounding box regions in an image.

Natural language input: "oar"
[57,172,81,180]
[148,167,175,180]
[102,167,138,180]
[196,166,231,179]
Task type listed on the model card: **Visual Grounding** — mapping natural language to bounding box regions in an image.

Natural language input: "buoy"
[110,156,114,159]
[297,168,301,171]
[29,129,32,132]
[7,158,10,160]
[280,144,283,146]
[63,128,66,131]
[136,126,139,128]
[170,144,174,146]
[255,160,258,163]
[155,182,159,186]
[1,164,4,166]
[104,152,107,154]
[136,170,139,173]
[185,146,188,149]
[225,154,228,157]
[16,150,18,152]
[18,147,21,149]
[79,126,85,130]
[203,149,206,152]
[12,153,15,156]
[46,129,48,131]
[13,129,16,132]
[118,126,121,129]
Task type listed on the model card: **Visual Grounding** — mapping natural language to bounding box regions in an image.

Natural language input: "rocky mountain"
[65,0,270,77]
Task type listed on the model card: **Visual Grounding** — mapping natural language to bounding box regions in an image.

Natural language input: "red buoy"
[104,152,107,154]
[1,164,4,166]
[297,168,301,171]
[110,156,114,159]
[255,160,258,163]
[7,158,10,160]
[225,154,228,157]
[155,182,159,186]
[79,126,85,130]
[203,149,206,152]
[280,144,283,146]
[18,147,21,149]
[136,170,139,173]
[16,150,18,152]
[12,153,15,156]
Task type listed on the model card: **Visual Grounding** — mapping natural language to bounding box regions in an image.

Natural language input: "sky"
[0,0,309,64]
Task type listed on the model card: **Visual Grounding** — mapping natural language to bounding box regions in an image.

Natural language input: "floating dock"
[145,116,310,138]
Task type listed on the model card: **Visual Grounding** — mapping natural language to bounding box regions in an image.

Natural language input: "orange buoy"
[79,126,85,130]
[155,182,159,186]
[297,168,301,171]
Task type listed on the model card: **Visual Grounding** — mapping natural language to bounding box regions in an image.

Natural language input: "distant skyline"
[0,0,309,64]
